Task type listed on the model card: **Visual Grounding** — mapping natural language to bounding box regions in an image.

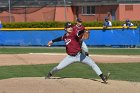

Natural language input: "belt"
[68,52,81,57]
[69,54,77,56]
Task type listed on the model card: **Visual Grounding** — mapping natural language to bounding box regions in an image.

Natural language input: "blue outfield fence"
[88,28,140,46]
[0,27,140,46]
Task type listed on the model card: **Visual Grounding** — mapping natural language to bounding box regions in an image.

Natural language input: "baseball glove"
[82,29,90,40]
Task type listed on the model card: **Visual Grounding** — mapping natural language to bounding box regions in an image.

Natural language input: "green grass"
[89,48,140,55]
[0,47,139,82]
[0,47,65,54]
[0,47,140,55]
[0,63,140,82]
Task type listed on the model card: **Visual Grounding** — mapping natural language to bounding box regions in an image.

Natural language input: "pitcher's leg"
[46,55,76,78]
[83,57,102,75]
[81,41,89,56]
[81,54,109,83]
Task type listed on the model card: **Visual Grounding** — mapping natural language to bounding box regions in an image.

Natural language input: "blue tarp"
[0,28,140,46]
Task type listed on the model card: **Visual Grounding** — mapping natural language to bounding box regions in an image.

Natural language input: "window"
[125,5,133,11]
[82,6,95,15]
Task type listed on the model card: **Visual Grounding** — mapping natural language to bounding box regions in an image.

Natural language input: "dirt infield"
[0,53,140,66]
[0,53,140,93]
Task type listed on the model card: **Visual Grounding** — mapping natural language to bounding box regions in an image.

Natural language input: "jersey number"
[65,39,71,45]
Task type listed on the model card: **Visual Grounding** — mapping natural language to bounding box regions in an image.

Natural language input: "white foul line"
[29,53,140,58]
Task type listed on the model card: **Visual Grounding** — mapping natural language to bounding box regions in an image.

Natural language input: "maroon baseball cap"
[76,18,82,22]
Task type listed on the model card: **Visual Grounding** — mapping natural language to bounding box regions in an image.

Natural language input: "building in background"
[0,0,140,22]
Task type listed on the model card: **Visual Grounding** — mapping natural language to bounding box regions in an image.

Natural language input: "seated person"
[122,19,134,28]
[103,17,112,29]
[0,21,2,29]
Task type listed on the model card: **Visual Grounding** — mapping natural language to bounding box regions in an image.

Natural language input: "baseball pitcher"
[46,22,110,83]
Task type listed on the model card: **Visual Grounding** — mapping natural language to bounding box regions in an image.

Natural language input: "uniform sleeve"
[61,33,67,40]
[52,36,63,42]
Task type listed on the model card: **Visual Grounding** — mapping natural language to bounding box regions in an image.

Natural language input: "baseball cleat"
[45,72,52,79]
[103,72,111,84]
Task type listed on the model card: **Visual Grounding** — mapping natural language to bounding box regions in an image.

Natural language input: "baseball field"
[0,47,140,93]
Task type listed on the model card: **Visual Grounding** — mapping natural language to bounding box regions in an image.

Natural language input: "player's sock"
[45,67,60,79]
[50,67,59,75]
[85,52,89,56]
[99,74,107,82]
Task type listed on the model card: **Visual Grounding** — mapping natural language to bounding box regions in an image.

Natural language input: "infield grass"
[0,47,139,82]
[0,47,140,55]
[0,63,140,82]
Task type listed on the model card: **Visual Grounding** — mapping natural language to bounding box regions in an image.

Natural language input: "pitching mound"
[0,77,140,93]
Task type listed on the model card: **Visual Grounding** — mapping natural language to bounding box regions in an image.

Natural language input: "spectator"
[122,19,134,28]
[103,17,112,29]
[0,21,2,29]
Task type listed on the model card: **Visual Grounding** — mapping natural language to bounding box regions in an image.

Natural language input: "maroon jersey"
[73,25,85,39]
[62,29,81,55]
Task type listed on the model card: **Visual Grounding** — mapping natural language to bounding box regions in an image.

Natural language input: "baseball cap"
[76,18,82,22]
[126,19,130,22]
[65,22,72,28]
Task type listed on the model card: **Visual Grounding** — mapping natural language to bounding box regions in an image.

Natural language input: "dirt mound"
[0,77,139,93]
